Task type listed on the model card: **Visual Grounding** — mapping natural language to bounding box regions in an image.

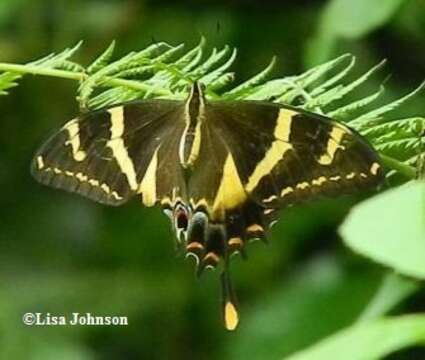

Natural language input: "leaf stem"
[381,154,416,179]
[0,62,171,96]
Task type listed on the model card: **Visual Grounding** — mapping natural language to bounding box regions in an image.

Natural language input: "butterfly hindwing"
[31,100,185,206]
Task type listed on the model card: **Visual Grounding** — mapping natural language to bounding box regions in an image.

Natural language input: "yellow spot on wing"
[346,172,356,179]
[263,195,278,203]
[281,186,294,197]
[76,172,88,182]
[318,126,346,165]
[224,301,239,331]
[138,147,159,207]
[204,252,220,263]
[228,237,243,247]
[213,153,247,217]
[107,107,138,191]
[39,163,123,201]
[88,179,99,186]
[36,156,44,170]
[101,183,111,193]
[246,224,264,233]
[111,192,122,200]
[186,242,204,251]
[64,119,87,162]
[370,162,380,175]
[312,176,327,186]
[245,109,295,193]
[296,181,309,190]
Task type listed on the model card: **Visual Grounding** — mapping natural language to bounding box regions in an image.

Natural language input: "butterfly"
[31,81,384,330]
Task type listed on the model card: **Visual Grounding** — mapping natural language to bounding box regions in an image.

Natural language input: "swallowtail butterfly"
[31,82,384,330]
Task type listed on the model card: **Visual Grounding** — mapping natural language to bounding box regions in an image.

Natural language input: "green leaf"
[340,181,425,279]
[285,314,425,360]
[305,0,405,66]
[322,0,405,39]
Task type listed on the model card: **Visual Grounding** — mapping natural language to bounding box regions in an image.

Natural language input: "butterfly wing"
[208,101,384,211]
[31,100,187,206]
[184,100,384,261]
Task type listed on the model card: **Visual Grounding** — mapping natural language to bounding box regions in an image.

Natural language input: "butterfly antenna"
[221,253,239,331]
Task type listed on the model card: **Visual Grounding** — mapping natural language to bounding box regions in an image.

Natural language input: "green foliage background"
[0,0,424,359]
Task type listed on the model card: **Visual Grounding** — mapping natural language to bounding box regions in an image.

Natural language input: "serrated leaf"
[0,72,22,95]
[224,56,276,99]
[181,41,205,73]
[37,41,83,69]
[310,60,385,108]
[246,79,295,101]
[310,55,356,97]
[175,37,206,69]
[297,53,352,89]
[350,82,425,127]
[87,40,116,74]
[200,48,237,86]
[329,86,384,119]
[207,72,235,92]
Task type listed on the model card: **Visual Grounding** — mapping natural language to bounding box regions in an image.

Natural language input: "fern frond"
[0,39,424,179]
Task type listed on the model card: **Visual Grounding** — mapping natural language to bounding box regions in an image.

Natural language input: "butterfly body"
[32,82,384,330]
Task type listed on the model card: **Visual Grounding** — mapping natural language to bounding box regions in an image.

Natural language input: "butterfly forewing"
[204,101,383,211]
[31,100,185,206]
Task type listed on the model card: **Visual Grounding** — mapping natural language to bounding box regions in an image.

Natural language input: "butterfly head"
[187,80,206,97]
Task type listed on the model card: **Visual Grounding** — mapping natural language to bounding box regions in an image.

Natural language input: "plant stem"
[0,62,171,95]
[381,154,416,179]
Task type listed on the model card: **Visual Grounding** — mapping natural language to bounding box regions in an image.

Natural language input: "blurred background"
[0,0,424,359]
